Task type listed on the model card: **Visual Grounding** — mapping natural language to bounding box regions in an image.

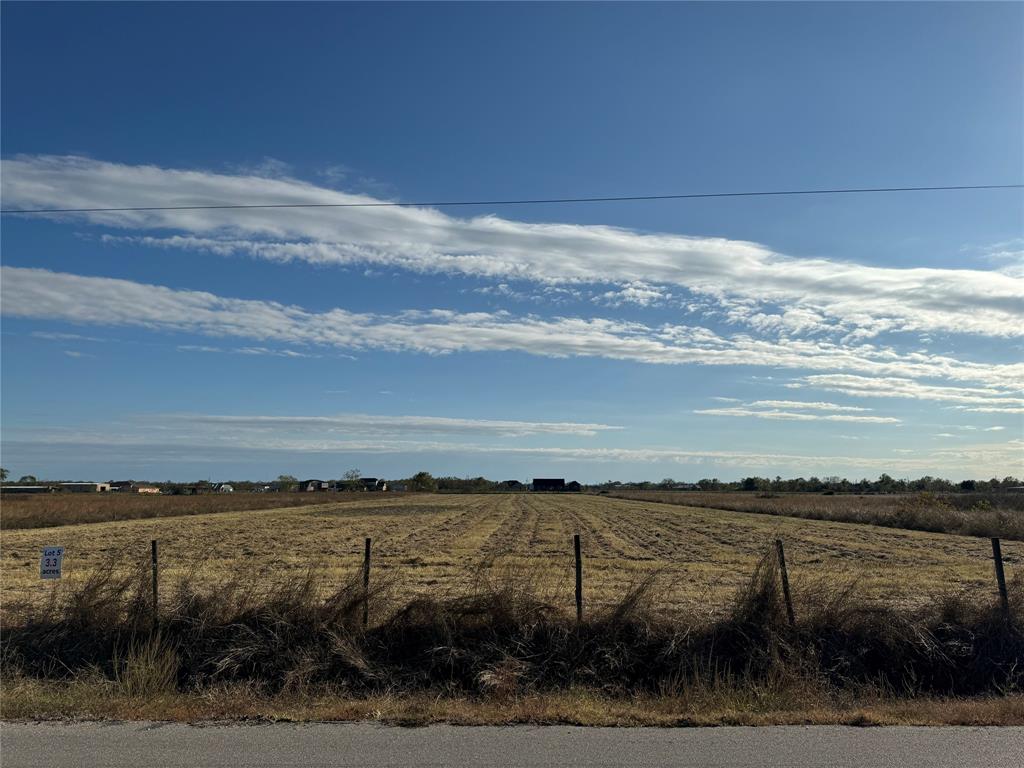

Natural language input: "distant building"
[301,479,331,492]
[566,481,582,492]
[216,483,235,493]
[359,478,387,491]
[500,480,524,490]
[110,481,160,494]
[59,482,111,493]
[532,478,565,492]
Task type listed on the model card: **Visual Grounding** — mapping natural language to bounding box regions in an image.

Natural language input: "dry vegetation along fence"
[3,534,1020,704]
[603,490,1024,540]
[0,492,373,530]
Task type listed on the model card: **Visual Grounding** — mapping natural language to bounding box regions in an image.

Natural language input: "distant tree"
[18,475,37,483]
[339,468,362,491]
[0,467,7,482]
[275,474,298,491]
[408,471,438,492]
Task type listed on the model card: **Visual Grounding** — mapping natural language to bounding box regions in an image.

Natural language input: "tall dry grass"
[2,550,1020,704]
[0,492,398,530]
[605,490,1024,539]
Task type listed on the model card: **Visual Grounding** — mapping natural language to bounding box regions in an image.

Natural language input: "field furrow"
[2,493,1019,615]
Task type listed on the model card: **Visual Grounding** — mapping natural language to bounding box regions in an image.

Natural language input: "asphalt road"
[2,723,1023,767]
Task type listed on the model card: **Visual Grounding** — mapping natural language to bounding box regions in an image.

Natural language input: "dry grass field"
[0,491,379,530]
[2,493,1016,614]
[4,492,1022,724]
[603,490,1024,539]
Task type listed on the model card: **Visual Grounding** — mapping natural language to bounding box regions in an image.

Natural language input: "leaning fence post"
[991,537,1009,614]
[363,537,372,627]
[775,538,795,626]
[150,539,159,631]
[574,533,583,622]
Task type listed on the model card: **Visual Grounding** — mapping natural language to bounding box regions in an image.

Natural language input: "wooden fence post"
[150,539,159,631]
[574,534,583,622]
[992,537,1009,614]
[363,537,372,628]
[775,538,795,626]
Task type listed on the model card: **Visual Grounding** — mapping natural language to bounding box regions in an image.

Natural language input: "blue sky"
[1,2,1021,483]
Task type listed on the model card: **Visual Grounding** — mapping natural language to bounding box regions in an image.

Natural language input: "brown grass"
[0,491,404,530]
[2,548,1021,724]
[2,494,1018,615]
[603,490,1024,539]
[5,679,1023,726]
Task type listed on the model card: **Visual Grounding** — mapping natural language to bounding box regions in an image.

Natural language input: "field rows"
[1,494,1017,614]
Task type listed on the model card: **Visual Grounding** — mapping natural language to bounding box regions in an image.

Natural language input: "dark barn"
[532,478,565,492]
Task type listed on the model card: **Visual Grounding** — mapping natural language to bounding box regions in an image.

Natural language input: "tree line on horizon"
[1,467,1021,494]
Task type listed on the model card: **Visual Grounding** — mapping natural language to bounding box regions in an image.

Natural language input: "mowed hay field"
[1,493,1017,614]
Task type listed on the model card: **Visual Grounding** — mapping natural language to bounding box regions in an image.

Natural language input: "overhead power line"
[1,183,1020,215]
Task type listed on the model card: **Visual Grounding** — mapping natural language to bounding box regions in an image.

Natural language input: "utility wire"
[1,183,1020,215]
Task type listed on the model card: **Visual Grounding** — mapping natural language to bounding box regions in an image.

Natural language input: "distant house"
[301,479,331,492]
[110,481,160,494]
[566,481,582,493]
[532,478,565,492]
[359,478,387,491]
[216,483,234,494]
[59,482,111,493]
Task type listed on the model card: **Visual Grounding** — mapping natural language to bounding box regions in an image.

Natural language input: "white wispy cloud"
[4,268,1023,402]
[177,344,322,358]
[953,405,1024,414]
[595,281,671,307]
[747,400,871,412]
[694,407,900,424]
[31,331,106,342]
[791,374,1024,406]
[161,412,623,438]
[4,155,1023,340]
[4,431,1021,476]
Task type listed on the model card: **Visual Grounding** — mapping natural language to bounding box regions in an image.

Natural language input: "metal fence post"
[775,538,795,626]
[363,537,372,628]
[992,537,1009,614]
[151,539,159,630]
[574,534,583,622]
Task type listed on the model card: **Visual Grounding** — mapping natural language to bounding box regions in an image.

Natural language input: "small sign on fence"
[40,546,65,579]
